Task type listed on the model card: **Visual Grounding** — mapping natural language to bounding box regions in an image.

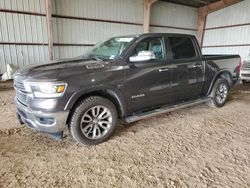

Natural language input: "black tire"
[69,96,118,145]
[242,80,248,84]
[206,78,229,108]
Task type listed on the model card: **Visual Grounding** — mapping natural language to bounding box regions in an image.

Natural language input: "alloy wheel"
[215,83,228,104]
[80,105,112,140]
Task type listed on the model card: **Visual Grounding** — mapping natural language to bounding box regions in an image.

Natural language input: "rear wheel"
[69,96,118,145]
[242,80,248,84]
[207,78,229,108]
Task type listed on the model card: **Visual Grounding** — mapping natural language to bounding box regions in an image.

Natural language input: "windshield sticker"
[109,55,115,59]
[116,38,134,42]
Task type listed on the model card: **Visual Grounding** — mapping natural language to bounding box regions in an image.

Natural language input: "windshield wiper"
[80,54,103,61]
[89,55,103,61]
[91,54,113,61]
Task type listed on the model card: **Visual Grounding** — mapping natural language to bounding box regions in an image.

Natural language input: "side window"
[169,37,196,59]
[133,37,165,60]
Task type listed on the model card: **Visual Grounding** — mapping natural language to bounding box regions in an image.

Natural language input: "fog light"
[36,117,55,125]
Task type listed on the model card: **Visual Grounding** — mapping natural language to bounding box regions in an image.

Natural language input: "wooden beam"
[197,8,207,46]
[45,0,53,60]
[143,0,157,33]
[191,0,208,5]
[197,0,242,46]
[205,0,242,14]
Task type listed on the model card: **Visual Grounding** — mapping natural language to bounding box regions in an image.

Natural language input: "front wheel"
[69,96,118,145]
[207,78,229,108]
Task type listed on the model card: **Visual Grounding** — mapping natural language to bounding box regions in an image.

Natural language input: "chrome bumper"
[240,69,250,80]
[16,99,69,133]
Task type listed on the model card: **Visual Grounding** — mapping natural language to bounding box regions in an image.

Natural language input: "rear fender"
[207,69,233,96]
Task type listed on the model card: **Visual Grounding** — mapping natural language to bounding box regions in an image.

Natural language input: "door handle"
[192,64,202,68]
[158,68,170,72]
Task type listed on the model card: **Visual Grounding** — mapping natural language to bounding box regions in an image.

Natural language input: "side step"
[125,98,211,123]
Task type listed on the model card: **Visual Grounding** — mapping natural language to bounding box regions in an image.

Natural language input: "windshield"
[82,37,135,61]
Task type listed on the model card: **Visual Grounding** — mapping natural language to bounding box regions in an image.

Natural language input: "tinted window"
[133,37,165,60]
[169,37,196,59]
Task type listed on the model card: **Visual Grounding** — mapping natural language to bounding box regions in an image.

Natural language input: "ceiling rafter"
[160,0,221,8]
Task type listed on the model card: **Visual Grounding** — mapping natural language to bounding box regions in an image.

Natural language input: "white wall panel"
[0,13,48,43]
[52,0,144,59]
[53,46,91,59]
[0,0,48,73]
[53,18,143,44]
[203,26,250,46]
[54,0,143,23]
[0,0,200,72]
[0,0,46,13]
[151,1,198,31]
[53,0,198,59]
[206,0,250,28]
[0,45,49,71]
[202,1,250,59]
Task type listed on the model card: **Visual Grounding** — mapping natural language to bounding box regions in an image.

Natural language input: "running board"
[125,98,211,123]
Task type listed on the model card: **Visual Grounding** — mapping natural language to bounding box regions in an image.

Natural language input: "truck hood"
[15,56,110,81]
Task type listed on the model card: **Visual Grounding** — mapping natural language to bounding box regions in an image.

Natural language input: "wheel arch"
[65,87,127,121]
[207,70,233,96]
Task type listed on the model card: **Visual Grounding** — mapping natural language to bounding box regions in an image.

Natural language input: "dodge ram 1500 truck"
[14,33,241,145]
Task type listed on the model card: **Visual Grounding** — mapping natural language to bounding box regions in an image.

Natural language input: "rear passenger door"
[168,36,205,103]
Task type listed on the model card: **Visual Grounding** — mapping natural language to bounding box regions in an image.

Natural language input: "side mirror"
[129,51,155,62]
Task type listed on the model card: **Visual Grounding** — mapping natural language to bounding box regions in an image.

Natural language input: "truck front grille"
[241,74,250,77]
[14,77,28,106]
[242,61,250,69]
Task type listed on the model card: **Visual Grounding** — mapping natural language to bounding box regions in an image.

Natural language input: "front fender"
[64,85,127,118]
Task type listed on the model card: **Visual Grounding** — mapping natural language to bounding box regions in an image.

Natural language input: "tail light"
[236,59,243,73]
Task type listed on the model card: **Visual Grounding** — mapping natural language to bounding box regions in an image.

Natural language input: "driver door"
[124,36,172,114]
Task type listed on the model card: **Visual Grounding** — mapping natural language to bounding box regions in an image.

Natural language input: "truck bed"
[203,54,241,78]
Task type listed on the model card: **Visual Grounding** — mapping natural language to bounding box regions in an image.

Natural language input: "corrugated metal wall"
[0,0,199,73]
[52,0,144,59]
[202,0,250,59]
[150,2,198,36]
[0,0,49,73]
[53,0,198,59]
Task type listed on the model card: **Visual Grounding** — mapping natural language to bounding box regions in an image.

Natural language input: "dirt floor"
[0,81,249,188]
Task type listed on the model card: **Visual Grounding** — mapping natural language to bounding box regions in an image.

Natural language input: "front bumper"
[16,99,69,133]
[240,69,250,80]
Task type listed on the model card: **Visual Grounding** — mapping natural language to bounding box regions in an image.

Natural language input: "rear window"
[169,37,196,59]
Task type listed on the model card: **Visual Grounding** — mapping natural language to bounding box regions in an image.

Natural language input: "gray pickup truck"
[14,33,241,145]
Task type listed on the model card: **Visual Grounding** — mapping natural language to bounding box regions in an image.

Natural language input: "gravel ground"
[0,81,250,188]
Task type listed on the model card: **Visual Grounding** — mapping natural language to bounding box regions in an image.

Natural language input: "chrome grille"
[14,79,26,91]
[14,77,28,106]
[242,61,250,69]
[241,74,250,77]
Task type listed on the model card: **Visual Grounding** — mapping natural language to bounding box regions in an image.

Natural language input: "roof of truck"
[116,33,195,38]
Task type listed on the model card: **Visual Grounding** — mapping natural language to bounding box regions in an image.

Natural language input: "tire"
[242,80,248,84]
[69,96,118,145]
[206,78,229,108]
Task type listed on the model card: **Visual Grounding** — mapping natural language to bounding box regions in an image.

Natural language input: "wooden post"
[45,0,53,60]
[197,0,242,47]
[143,0,157,33]
[197,7,207,47]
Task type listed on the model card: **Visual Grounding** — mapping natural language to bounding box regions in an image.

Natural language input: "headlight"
[29,82,67,98]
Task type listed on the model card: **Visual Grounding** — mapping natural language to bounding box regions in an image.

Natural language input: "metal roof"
[160,0,220,7]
